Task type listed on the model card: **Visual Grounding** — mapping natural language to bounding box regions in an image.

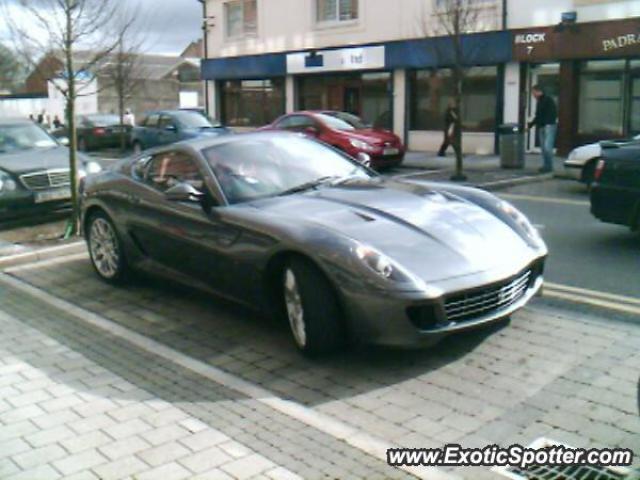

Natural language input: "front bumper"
[0,189,71,221]
[339,257,545,347]
[563,161,583,180]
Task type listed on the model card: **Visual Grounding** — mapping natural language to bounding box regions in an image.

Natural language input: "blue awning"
[201,31,511,80]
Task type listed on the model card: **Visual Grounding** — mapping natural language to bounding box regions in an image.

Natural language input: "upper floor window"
[316,0,358,24]
[225,0,257,38]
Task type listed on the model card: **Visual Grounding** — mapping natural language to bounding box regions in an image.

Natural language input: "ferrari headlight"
[0,170,17,194]
[349,139,376,152]
[356,245,394,278]
[499,200,542,245]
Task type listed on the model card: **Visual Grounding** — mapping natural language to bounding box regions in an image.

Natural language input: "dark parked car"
[590,143,640,231]
[264,111,405,169]
[131,110,230,154]
[0,118,102,221]
[53,114,132,151]
[81,132,546,355]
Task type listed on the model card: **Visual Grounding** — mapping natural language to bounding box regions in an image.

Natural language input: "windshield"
[173,111,218,129]
[324,111,369,129]
[316,113,358,131]
[203,135,371,204]
[0,123,58,154]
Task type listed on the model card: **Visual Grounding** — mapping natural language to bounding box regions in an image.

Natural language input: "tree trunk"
[65,1,81,236]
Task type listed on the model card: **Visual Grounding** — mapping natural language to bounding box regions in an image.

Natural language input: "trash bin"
[498,123,525,169]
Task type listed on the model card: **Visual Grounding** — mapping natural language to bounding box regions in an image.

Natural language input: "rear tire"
[86,211,129,284]
[282,258,345,355]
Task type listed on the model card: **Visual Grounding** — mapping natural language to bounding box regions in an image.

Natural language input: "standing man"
[528,85,557,173]
[438,98,460,157]
[123,108,136,127]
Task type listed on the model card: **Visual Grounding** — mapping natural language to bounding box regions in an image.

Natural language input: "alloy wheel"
[284,268,307,348]
[89,217,120,279]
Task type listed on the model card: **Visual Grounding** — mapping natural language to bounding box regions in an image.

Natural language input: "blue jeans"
[538,124,557,171]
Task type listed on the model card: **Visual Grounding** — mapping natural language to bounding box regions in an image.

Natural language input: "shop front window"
[225,0,257,38]
[578,60,625,137]
[221,79,284,127]
[316,0,358,24]
[410,66,497,132]
[297,72,392,130]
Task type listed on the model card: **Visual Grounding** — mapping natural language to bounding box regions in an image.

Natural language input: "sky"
[0,0,203,56]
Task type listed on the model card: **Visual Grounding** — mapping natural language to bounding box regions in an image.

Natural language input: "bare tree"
[100,8,148,151]
[424,0,493,181]
[0,44,25,93]
[4,0,120,234]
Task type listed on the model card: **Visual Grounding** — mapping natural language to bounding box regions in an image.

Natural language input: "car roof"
[0,118,35,126]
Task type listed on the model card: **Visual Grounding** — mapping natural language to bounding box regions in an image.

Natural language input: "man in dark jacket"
[528,85,557,173]
[438,98,460,157]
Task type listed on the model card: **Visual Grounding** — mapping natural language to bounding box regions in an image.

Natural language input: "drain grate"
[493,438,634,480]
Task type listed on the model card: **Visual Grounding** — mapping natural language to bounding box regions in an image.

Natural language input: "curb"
[477,172,554,191]
[0,241,86,270]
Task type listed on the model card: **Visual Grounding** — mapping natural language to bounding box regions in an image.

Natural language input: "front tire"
[87,211,129,284]
[282,258,345,355]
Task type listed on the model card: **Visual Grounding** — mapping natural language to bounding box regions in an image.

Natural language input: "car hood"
[0,146,85,175]
[253,179,532,283]
[342,129,400,145]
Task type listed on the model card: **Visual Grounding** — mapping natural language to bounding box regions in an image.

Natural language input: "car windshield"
[316,113,358,131]
[324,111,369,129]
[86,115,120,126]
[0,123,58,154]
[173,111,218,129]
[203,135,371,204]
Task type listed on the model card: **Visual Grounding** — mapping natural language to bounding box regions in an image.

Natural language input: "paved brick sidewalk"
[0,279,409,479]
[1,254,639,479]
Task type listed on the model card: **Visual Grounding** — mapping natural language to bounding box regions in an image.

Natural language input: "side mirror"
[356,152,372,168]
[303,126,319,136]
[165,182,204,203]
[58,137,70,146]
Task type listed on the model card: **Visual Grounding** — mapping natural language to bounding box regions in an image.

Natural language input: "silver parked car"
[80,132,547,355]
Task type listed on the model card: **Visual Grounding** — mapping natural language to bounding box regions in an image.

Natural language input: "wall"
[0,96,49,120]
[409,131,495,154]
[206,0,501,59]
[96,78,180,118]
[507,0,640,28]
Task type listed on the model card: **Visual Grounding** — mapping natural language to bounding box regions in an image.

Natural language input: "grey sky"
[0,0,202,56]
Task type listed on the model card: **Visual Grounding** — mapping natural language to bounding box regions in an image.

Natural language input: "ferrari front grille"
[444,269,532,323]
[20,169,71,191]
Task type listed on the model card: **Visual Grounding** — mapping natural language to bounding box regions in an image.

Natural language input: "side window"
[277,115,314,131]
[145,152,204,193]
[158,115,175,130]
[145,114,160,128]
[131,155,152,179]
[275,116,295,130]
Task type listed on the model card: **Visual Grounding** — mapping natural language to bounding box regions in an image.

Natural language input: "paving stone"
[68,413,117,434]
[180,429,229,452]
[178,446,233,474]
[221,454,276,480]
[91,456,148,480]
[24,425,75,448]
[103,419,152,440]
[136,461,191,480]
[6,464,61,480]
[98,435,152,461]
[60,430,112,454]
[52,449,107,476]
[137,441,191,467]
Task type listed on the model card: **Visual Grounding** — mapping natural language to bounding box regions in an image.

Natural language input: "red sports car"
[264,111,405,169]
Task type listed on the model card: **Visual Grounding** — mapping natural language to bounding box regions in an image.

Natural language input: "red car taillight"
[93,127,106,136]
[594,159,606,182]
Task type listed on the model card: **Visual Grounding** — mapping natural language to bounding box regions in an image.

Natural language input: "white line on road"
[0,241,86,270]
[4,252,88,273]
[500,193,589,207]
[0,273,453,480]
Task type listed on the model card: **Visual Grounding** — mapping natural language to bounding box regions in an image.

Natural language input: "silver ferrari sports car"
[80,132,547,354]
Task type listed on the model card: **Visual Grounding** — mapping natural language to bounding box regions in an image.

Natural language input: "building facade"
[201,0,640,154]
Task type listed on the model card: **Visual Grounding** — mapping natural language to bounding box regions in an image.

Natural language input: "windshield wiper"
[278,176,339,196]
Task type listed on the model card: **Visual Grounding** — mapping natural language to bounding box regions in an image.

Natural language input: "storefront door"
[629,61,640,136]
[526,63,560,151]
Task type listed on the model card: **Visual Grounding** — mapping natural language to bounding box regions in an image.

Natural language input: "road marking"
[546,282,640,307]
[544,284,640,316]
[5,253,88,273]
[0,273,452,480]
[0,241,86,270]
[500,193,589,207]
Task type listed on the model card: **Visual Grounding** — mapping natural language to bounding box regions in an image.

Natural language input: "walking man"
[438,98,460,157]
[528,85,557,173]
